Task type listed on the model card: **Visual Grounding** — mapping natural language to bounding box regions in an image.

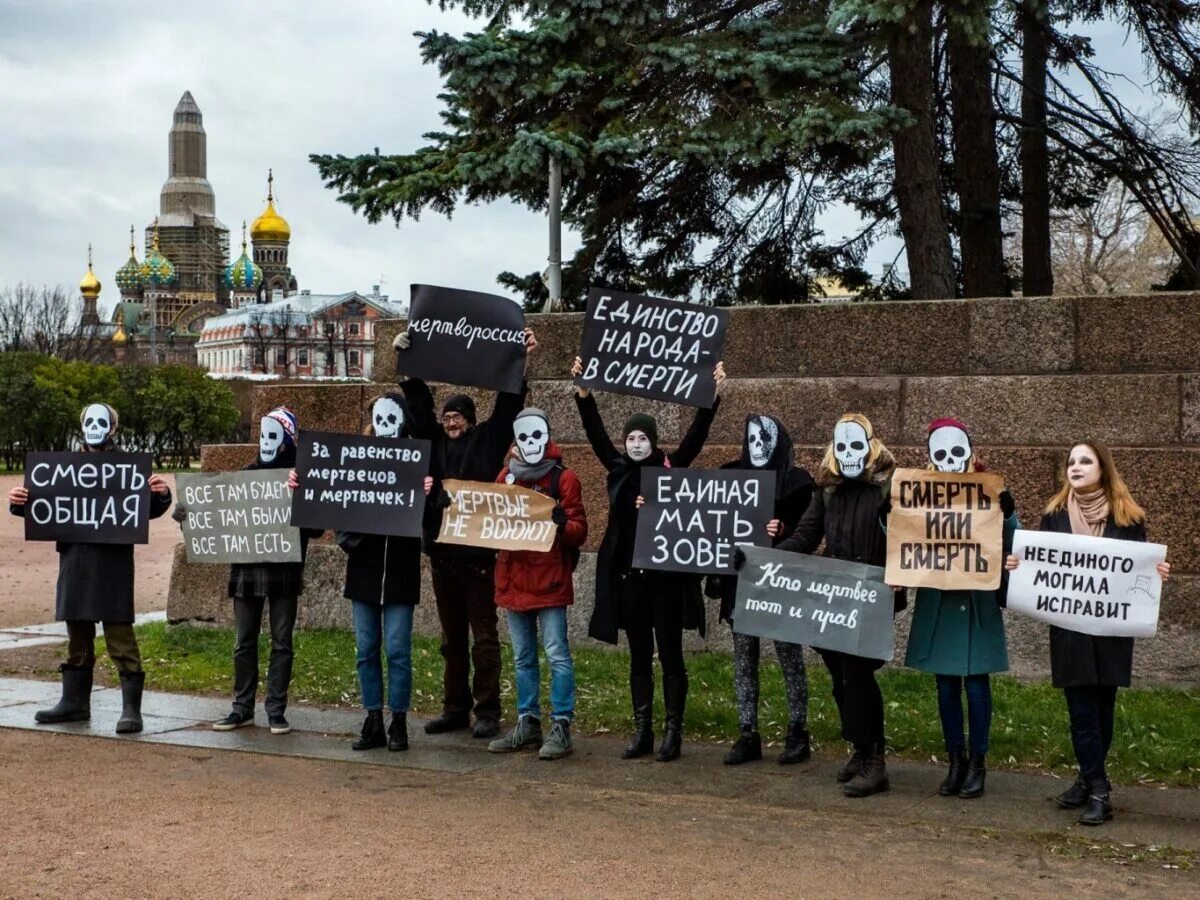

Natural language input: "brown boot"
[843,746,890,798]
[836,748,866,783]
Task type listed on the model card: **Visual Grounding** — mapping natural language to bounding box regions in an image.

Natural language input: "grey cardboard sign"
[177,470,301,564]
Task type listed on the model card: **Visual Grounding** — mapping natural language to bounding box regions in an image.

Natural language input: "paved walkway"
[1,672,1197,853]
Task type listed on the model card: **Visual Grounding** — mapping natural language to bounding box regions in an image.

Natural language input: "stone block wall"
[168,293,1200,684]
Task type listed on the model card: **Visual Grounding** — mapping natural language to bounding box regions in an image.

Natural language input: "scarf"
[508,454,556,485]
[1067,487,1110,537]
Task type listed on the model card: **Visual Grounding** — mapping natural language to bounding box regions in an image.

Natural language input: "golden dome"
[79,244,101,298]
[250,169,291,242]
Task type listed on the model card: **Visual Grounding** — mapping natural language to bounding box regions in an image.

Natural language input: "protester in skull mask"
[9,402,172,734]
[903,418,1018,800]
[486,407,588,760]
[201,406,322,736]
[392,327,537,739]
[1005,440,1170,826]
[752,412,903,797]
[710,414,814,766]
[571,356,726,762]
[330,393,434,752]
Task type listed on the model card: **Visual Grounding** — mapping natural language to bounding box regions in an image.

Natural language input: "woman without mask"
[571,354,726,762]
[9,403,173,734]
[1005,440,1170,826]
[711,415,815,766]
[903,418,1018,799]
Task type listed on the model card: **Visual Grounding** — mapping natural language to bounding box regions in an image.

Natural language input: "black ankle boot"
[388,712,408,751]
[352,710,386,750]
[1078,779,1113,826]
[116,670,145,734]
[621,674,654,759]
[35,664,92,724]
[938,751,968,796]
[843,744,890,798]
[959,752,986,799]
[1055,776,1089,809]
[723,728,762,765]
[778,721,811,765]
[656,673,687,762]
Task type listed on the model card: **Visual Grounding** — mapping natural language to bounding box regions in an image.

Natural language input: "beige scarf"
[1067,487,1110,537]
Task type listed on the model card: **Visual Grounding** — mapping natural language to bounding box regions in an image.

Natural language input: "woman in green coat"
[903,418,1017,800]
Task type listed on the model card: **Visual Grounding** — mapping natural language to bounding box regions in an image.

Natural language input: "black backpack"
[546,463,581,572]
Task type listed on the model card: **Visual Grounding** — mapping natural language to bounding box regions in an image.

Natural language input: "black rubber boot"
[655,673,687,762]
[938,751,968,796]
[843,745,890,798]
[777,722,811,765]
[352,710,386,750]
[35,664,92,724]
[1078,779,1113,826]
[621,674,654,759]
[115,670,145,734]
[959,752,987,799]
[1055,776,1089,809]
[723,728,762,765]
[388,712,409,751]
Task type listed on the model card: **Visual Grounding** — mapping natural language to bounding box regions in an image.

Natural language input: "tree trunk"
[947,17,1007,297]
[1020,1,1054,296]
[888,0,956,299]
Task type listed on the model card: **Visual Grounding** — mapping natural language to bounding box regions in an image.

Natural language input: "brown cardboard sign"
[885,467,1005,591]
[436,479,558,553]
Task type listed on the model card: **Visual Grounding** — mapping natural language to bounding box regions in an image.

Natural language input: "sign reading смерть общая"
[1006,529,1166,638]
[177,470,301,564]
[23,451,152,544]
[574,287,729,408]
[290,431,430,537]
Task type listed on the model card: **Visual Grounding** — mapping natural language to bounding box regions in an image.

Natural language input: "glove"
[551,504,568,528]
[171,504,187,524]
[732,547,747,571]
[392,330,412,351]
[432,490,452,511]
[878,496,892,518]
[999,489,1015,518]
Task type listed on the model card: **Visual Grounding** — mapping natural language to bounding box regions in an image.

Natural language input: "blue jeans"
[506,606,575,721]
[352,601,414,713]
[936,674,992,755]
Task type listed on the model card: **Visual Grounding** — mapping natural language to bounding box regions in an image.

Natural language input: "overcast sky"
[0,2,1157,314]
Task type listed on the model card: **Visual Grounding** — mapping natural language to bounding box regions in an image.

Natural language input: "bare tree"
[245,307,272,374]
[0,285,31,351]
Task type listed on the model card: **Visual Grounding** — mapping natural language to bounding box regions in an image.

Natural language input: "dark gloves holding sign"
[999,489,1015,518]
[551,504,568,529]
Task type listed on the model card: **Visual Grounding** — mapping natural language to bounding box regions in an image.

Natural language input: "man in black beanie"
[394,326,537,738]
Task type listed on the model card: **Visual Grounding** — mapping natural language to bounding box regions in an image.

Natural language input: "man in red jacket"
[488,407,588,760]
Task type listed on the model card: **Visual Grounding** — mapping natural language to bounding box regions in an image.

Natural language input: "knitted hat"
[928,416,969,435]
[623,412,658,447]
[265,406,298,447]
[442,393,477,425]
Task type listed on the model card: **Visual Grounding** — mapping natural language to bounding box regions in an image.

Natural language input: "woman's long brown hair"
[1045,439,1145,527]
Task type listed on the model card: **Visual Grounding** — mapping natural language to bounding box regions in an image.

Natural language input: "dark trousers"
[620,573,686,678]
[65,620,141,673]
[1064,684,1119,784]
[817,648,885,750]
[936,674,992,755]
[232,595,298,717]
[430,557,501,721]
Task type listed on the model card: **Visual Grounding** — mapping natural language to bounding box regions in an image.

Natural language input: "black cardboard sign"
[290,432,431,537]
[23,451,152,544]
[574,287,728,407]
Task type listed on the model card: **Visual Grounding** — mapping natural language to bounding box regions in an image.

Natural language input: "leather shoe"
[424,711,470,734]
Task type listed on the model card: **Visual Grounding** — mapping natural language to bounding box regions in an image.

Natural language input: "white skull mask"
[372,397,405,439]
[259,416,284,463]
[929,425,972,473]
[833,420,870,479]
[514,412,550,464]
[747,417,779,468]
[82,403,112,447]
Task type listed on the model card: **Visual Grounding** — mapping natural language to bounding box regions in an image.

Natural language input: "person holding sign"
[1004,440,1170,826]
[336,393,435,752]
[767,413,903,798]
[572,355,725,762]
[8,403,173,734]
[210,407,322,737]
[394,326,537,739]
[709,415,815,766]
[487,408,588,760]
[902,418,1019,799]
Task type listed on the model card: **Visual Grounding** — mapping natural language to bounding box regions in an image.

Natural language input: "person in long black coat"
[1005,439,1170,826]
[710,414,814,766]
[769,412,905,798]
[8,402,172,734]
[336,392,434,753]
[571,355,725,762]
